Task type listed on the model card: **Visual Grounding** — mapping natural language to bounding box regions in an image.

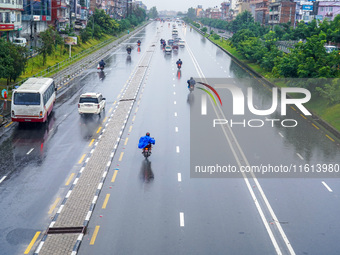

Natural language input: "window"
[5,0,10,3]
[5,12,10,23]
[320,7,324,11]
[329,7,333,11]
[14,93,41,105]
[17,14,20,22]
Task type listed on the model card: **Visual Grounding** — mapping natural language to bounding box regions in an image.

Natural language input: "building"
[268,0,296,26]
[250,0,269,25]
[0,0,24,40]
[294,0,315,23]
[196,5,203,17]
[234,0,251,18]
[204,7,222,19]
[221,1,231,20]
[21,0,52,47]
[317,1,340,21]
[133,0,146,11]
[50,0,70,31]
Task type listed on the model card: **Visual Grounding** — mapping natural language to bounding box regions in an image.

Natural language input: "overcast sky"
[141,0,222,12]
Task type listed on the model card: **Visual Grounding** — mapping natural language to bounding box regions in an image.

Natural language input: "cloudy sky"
[141,0,223,12]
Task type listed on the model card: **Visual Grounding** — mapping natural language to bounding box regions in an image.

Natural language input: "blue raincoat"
[138,136,155,149]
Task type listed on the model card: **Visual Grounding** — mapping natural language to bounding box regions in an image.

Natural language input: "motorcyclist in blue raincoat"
[138,132,155,149]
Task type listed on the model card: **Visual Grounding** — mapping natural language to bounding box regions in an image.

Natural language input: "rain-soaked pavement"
[1,21,340,255]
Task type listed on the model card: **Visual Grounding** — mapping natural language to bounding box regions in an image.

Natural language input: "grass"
[208,35,340,133]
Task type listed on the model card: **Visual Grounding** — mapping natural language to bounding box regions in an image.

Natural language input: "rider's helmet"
[146,132,150,136]
[190,77,193,79]
[179,59,181,61]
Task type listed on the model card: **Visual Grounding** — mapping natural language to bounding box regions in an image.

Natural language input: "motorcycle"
[127,48,132,55]
[97,64,105,71]
[137,41,141,47]
[177,63,181,70]
[142,145,152,158]
[188,84,194,92]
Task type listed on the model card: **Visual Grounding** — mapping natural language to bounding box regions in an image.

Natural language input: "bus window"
[14,93,41,105]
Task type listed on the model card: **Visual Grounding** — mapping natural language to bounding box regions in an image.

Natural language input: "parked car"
[78,93,106,116]
[74,22,85,30]
[12,38,27,47]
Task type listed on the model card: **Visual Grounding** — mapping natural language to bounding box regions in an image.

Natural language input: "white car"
[165,45,172,53]
[12,38,27,47]
[179,40,185,47]
[78,93,106,116]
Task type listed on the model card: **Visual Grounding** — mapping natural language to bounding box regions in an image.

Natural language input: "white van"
[12,38,27,47]
[78,93,106,116]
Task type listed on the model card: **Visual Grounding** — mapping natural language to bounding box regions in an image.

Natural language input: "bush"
[201,27,208,33]
[213,34,220,40]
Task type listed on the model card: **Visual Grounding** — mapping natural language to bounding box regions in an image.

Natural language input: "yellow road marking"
[89,139,95,147]
[111,170,118,182]
[300,114,307,119]
[48,198,61,214]
[102,194,110,209]
[119,152,124,161]
[65,173,75,186]
[124,138,129,146]
[108,108,113,113]
[312,123,319,130]
[102,117,108,123]
[113,101,116,105]
[129,125,132,132]
[291,106,296,111]
[326,135,335,142]
[120,88,124,93]
[78,154,86,164]
[96,127,102,134]
[117,94,121,99]
[135,107,139,113]
[24,231,41,254]
[132,116,136,122]
[5,122,13,128]
[90,226,100,245]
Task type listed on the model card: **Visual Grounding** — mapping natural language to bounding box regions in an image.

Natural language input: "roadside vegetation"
[185,12,340,131]
[0,6,146,90]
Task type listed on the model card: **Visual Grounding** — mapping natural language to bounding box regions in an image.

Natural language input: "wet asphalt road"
[1,21,340,255]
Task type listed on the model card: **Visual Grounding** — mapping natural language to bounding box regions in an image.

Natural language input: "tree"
[148,6,158,19]
[38,26,58,65]
[187,7,196,20]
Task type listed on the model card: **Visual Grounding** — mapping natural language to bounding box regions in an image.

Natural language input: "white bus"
[11,78,57,123]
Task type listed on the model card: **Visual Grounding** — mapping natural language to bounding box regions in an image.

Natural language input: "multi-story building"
[294,0,314,23]
[268,0,296,26]
[204,7,222,19]
[50,0,70,31]
[317,1,340,21]
[21,0,52,47]
[250,0,269,25]
[133,0,146,11]
[221,1,231,20]
[0,0,24,40]
[234,0,251,18]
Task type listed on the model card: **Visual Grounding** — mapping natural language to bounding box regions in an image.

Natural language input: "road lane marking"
[108,108,113,113]
[111,170,118,182]
[0,176,6,184]
[124,138,129,146]
[4,122,13,128]
[90,226,100,245]
[173,92,176,95]
[174,112,177,117]
[300,114,307,119]
[26,148,34,155]
[117,94,121,99]
[78,154,86,164]
[179,212,184,227]
[322,181,333,192]
[89,139,95,147]
[96,127,102,134]
[119,152,124,161]
[291,106,296,111]
[102,194,110,209]
[278,132,284,138]
[176,146,180,153]
[296,153,304,160]
[24,231,41,254]
[102,117,108,123]
[65,173,75,186]
[135,107,139,113]
[174,101,176,105]
[312,123,319,130]
[129,125,133,132]
[326,135,335,142]
[132,116,136,122]
[178,173,182,182]
[48,198,61,214]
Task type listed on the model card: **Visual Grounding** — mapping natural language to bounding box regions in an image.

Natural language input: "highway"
[0,21,339,255]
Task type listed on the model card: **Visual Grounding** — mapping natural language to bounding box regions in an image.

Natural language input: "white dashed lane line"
[322,181,333,192]
[296,153,304,160]
[174,112,177,117]
[176,146,180,153]
[175,127,178,132]
[0,176,7,184]
[26,148,34,155]
[180,212,185,227]
[278,132,284,138]
[178,173,182,182]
